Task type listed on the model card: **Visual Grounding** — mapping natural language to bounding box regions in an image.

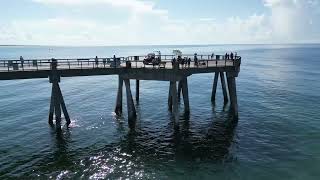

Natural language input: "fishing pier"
[0,54,241,130]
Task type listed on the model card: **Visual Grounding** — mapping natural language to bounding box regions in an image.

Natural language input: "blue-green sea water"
[0,44,320,179]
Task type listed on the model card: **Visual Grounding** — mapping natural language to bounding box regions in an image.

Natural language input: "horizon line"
[1,43,320,47]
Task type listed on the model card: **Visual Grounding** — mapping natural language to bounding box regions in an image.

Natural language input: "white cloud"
[0,18,136,45]
[0,14,271,45]
[264,0,320,42]
[264,0,297,7]
[0,0,319,45]
[32,0,166,15]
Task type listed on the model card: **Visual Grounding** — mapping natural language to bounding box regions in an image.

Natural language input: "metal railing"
[0,55,241,72]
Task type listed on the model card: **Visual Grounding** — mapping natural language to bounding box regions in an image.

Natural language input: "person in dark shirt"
[211,53,215,59]
[95,56,99,67]
[172,57,176,67]
[20,56,24,68]
[194,53,198,67]
[177,56,182,68]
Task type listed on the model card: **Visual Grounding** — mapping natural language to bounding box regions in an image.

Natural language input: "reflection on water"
[46,105,238,179]
[48,126,74,177]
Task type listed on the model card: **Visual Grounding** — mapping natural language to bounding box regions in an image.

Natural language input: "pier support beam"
[53,83,62,128]
[168,82,173,111]
[58,83,71,124]
[226,74,238,118]
[49,85,55,124]
[124,79,137,127]
[181,78,190,113]
[115,76,123,115]
[168,78,188,118]
[48,59,71,130]
[211,72,219,102]
[220,72,229,104]
[170,81,179,124]
[211,72,229,104]
[136,80,140,102]
[178,80,183,101]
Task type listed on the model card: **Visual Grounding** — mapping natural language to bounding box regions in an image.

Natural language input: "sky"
[0,0,319,45]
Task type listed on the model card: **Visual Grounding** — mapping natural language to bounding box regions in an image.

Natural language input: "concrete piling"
[53,83,62,129]
[170,81,179,124]
[57,83,71,125]
[48,59,71,130]
[136,80,140,102]
[226,73,238,118]
[115,76,123,115]
[181,78,190,113]
[124,79,137,126]
[49,80,70,129]
[220,72,229,104]
[48,85,55,125]
[168,82,173,111]
[211,71,240,118]
[211,72,219,102]
[178,80,182,101]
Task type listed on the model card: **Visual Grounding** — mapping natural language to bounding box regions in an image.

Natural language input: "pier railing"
[0,54,241,72]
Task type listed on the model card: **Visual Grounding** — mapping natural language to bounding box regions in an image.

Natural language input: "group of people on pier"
[170,51,237,68]
[171,56,192,68]
[84,52,239,68]
[94,55,120,68]
[224,52,237,60]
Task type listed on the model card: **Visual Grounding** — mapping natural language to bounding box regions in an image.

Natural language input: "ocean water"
[0,44,320,179]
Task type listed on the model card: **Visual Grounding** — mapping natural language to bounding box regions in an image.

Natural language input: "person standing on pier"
[20,56,24,68]
[177,55,182,69]
[172,57,176,68]
[102,58,107,67]
[113,55,120,68]
[230,52,234,60]
[188,58,191,67]
[194,53,198,67]
[95,56,99,68]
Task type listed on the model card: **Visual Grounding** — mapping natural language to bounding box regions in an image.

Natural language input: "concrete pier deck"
[0,55,239,81]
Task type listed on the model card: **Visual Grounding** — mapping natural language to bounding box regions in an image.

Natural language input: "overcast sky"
[0,0,319,45]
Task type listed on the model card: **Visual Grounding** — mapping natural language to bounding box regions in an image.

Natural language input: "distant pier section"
[0,53,241,130]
